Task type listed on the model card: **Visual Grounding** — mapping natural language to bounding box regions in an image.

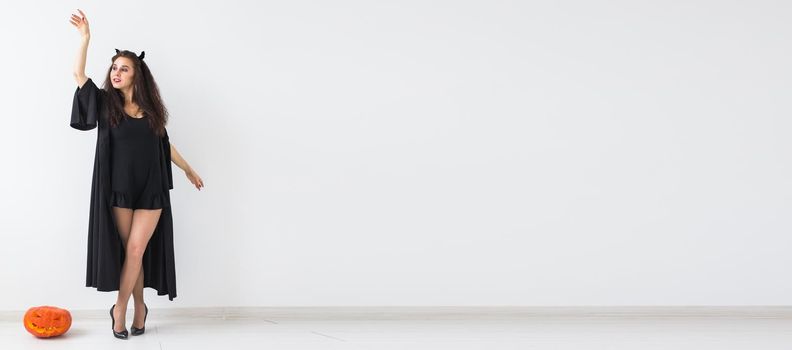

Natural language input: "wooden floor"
[3,306,792,349]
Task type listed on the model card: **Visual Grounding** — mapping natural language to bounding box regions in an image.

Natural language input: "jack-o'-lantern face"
[23,306,72,338]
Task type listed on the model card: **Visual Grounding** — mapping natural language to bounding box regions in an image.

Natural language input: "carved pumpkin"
[23,306,72,338]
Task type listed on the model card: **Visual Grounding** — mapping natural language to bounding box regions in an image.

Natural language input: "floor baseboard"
[3,306,792,322]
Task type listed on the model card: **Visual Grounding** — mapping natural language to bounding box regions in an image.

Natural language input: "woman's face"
[110,56,135,90]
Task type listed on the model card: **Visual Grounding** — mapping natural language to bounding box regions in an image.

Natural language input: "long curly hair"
[102,49,168,137]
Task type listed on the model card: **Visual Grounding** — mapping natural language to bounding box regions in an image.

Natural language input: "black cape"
[71,78,177,300]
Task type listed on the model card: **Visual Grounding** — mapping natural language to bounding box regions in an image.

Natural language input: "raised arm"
[70,9,91,88]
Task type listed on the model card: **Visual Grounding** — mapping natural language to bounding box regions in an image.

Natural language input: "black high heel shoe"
[110,304,129,339]
[131,303,148,336]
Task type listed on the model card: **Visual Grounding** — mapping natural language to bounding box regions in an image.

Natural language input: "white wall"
[0,0,790,310]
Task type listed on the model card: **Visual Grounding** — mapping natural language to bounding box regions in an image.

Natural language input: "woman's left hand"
[186,169,204,191]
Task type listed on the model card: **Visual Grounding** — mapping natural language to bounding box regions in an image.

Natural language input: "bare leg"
[131,266,146,329]
[111,206,133,333]
[113,208,162,333]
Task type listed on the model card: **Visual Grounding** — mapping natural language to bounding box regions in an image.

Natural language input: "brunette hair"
[102,49,168,136]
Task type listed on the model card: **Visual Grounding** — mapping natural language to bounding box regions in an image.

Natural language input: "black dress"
[110,112,170,209]
[71,78,177,300]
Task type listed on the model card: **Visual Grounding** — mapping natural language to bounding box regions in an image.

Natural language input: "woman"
[69,9,204,339]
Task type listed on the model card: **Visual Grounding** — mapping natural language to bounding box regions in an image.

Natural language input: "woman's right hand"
[69,9,90,38]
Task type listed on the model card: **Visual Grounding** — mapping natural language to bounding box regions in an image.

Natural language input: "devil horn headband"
[114,48,145,60]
